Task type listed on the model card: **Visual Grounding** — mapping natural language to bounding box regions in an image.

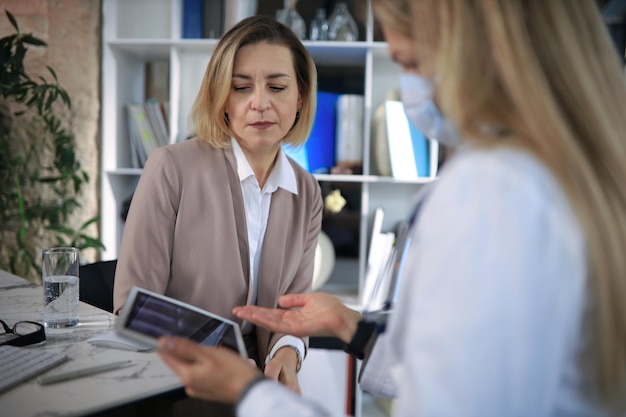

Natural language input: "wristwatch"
[278,345,302,372]
[344,320,376,359]
[344,309,392,359]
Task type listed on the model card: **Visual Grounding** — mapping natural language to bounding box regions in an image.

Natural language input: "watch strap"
[344,320,376,359]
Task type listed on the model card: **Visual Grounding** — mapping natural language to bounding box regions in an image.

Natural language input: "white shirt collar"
[230,138,298,195]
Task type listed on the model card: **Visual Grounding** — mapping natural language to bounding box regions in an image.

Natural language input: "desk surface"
[0,269,182,417]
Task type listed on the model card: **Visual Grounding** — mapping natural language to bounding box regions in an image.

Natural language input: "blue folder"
[182,0,203,39]
[408,120,429,177]
[284,91,340,173]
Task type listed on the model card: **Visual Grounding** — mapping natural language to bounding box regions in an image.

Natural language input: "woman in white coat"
[157,0,626,416]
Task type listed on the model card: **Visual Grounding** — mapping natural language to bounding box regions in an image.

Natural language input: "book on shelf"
[182,0,227,39]
[371,97,393,177]
[361,207,394,309]
[336,94,364,170]
[308,91,340,173]
[385,100,432,180]
[203,0,224,39]
[361,208,412,312]
[428,137,439,178]
[364,232,396,312]
[284,91,340,174]
[384,220,411,310]
[127,103,166,168]
[182,0,204,38]
[145,61,169,103]
[160,101,170,135]
[127,104,147,168]
[144,99,169,148]
[128,123,143,169]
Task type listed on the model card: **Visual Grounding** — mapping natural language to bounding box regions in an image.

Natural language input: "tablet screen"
[117,287,246,357]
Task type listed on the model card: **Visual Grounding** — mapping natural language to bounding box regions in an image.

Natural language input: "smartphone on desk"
[115,286,247,358]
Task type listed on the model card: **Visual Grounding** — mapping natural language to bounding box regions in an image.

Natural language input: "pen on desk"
[37,360,133,385]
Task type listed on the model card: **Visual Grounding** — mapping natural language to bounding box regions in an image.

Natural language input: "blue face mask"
[399,73,461,147]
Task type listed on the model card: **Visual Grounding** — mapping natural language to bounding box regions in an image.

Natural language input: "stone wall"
[0,0,101,280]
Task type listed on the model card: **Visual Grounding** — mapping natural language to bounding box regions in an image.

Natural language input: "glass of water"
[42,247,80,328]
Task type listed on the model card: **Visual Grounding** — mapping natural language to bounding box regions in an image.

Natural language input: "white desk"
[0,269,183,417]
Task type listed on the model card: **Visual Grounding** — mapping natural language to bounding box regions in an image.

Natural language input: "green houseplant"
[0,11,102,281]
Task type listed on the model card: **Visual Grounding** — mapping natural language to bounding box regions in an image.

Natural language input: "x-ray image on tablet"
[115,286,246,358]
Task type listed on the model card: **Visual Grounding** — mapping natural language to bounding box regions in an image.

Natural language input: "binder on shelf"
[182,0,204,38]
[284,91,339,174]
[308,91,339,173]
[144,100,169,148]
[428,138,439,178]
[385,221,411,309]
[363,221,411,312]
[128,123,143,169]
[160,101,170,134]
[203,0,224,39]
[361,207,395,308]
[144,61,169,103]
[127,103,160,167]
[385,100,431,180]
[336,94,364,169]
[127,111,146,169]
[370,98,393,177]
[367,239,396,312]
[409,118,429,177]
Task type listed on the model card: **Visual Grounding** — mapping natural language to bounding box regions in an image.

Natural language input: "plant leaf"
[6,11,19,32]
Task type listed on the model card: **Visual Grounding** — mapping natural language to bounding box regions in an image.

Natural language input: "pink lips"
[250,121,274,130]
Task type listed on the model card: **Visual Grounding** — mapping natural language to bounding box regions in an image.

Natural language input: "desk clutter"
[0,341,138,394]
[0,269,182,417]
[87,330,153,352]
[0,345,68,394]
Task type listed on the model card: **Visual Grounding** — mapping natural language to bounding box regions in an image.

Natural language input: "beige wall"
[0,0,101,279]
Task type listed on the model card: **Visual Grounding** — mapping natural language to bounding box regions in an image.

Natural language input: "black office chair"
[79,260,117,313]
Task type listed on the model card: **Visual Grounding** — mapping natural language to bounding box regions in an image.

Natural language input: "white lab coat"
[238,146,610,417]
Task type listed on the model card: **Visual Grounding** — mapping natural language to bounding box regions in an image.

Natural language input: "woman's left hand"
[264,346,301,395]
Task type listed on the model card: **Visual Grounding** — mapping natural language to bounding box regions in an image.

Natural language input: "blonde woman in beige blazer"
[113,15,322,397]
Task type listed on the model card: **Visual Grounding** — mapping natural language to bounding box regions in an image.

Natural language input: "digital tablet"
[115,286,247,358]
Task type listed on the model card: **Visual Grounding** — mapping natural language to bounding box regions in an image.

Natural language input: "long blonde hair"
[440,0,626,408]
[376,0,626,408]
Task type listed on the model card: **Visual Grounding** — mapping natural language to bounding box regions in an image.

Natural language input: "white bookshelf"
[101,2,432,414]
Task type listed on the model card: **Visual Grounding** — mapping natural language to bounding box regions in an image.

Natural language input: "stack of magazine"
[126,100,169,168]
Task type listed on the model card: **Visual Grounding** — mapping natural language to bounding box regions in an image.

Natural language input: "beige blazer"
[113,138,323,362]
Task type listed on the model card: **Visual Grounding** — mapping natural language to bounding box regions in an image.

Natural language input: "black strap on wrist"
[237,375,267,406]
[344,320,376,359]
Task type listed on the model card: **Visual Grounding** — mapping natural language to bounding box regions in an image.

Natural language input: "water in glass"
[43,275,79,328]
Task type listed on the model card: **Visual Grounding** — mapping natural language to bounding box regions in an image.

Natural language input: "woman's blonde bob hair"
[190,15,317,148]
[375,0,626,410]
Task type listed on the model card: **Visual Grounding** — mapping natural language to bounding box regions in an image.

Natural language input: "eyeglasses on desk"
[0,320,46,347]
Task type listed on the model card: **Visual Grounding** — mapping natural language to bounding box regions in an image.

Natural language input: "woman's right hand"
[158,336,260,404]
[233,292,362,344]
